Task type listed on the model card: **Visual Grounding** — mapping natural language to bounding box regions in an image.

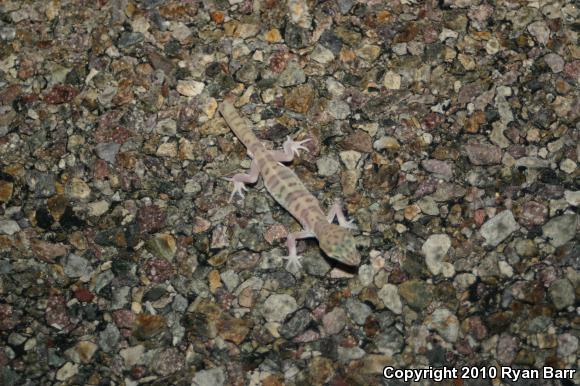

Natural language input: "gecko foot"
[283,254,303,271]
[284,137,311,157]
[342,219,358,230]
[224,178,248,202]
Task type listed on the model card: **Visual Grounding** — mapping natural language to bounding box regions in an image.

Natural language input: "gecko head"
[319,224,360,266]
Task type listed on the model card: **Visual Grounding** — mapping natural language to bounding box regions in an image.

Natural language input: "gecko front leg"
[271,136,311,163]
[326,201,357,230]
[225,159,260,202]
[284,230,316,271]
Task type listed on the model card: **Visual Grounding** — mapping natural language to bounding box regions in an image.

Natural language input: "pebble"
[345,298,372,325]
[559,158,576,174]
[373,136,400,151]
[527,21,550,45]
[496,334,518,365]
[63,254,92,278]
[383,71,401,90]
[176,80,204,97]
[399,280,433,311]
[0,220,20,235]
[95,142,120,163]
[191,367,226,386]
[322,307,347,335]
[544,53,565,73]
[422,234,453,276]
[465,143,502,165]
[557,333,578,357]
[277,61,306,87]
[316,156,340,177]
[426,308,459,343]
[66,178,91,200]
[542,214,577,247]
[261,294,298,323]
[564,190,580,206]
[119,345,145,368]
[378,284,403,314]
[548,279,575,310]
[326,99,350,119]
[311,44,335,64]
[480,210,519,247]
[56,362,79,381]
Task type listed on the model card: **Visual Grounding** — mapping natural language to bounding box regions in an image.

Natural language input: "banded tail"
[219,101,259,150]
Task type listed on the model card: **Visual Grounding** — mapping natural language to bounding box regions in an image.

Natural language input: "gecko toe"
[284,254,303,271]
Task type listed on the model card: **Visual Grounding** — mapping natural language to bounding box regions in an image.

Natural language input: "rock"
[564,190,580,206]
[119,345,145,367]
[378,284,402,314]
[518,201,548,228]
[316,156,340,177]
[98,324,120,353]
[426,308,459,343]
[191,367,226,386]
[0,220,20,235]
[339,150,361,170]
[0,181,13,202]
[176,80,204,96]
[480,210,519,247]
[544,53,565,73]
[118,32,144,48]
[356,44,381,62]
[285,83,314,113]
[327,99,350,119]
[399,280,433,311]
[278,61,305,87]
[156,142,177,157]
[95,142,120,163]
[560,159,577,174]
[322,307,347,335]
[264,28,282,43]
[26,171,56,198]
[87,200,110,217]
[155,348,185,376]
[421,160,453,180]
[311,44,334,64]
[65,178,91,200]
[63,254,92,278]
[280,309,312,339]
[345,299,372,325]
[216,317,252,345]
[542,214,577,247]
[548,279,575,310]
[557,333,578,357]
[261,294,298,323]
[497,334,518,365]
[465,143,502,165]
[422,234,453,276]
[373,136,400,151]
[383,71,401,90]
[56,362,78,381]
[67,341,98,364]
[527,21,550,45]
[514,239,537,257]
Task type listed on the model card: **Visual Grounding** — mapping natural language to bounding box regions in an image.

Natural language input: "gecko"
[219,100,360,271]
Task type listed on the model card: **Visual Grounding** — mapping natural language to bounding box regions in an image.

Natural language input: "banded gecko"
[219,100,360,270]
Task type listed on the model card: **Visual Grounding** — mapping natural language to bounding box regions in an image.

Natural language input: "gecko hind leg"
[284,230,316,271]
[225,159,260,202]
[326,201,357,230]
[271,136,311,162]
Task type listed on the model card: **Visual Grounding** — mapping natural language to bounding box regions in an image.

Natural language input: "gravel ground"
[0,0,578,385]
